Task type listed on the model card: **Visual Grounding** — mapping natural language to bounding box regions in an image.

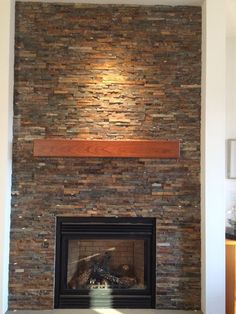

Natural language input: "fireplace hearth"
[55,217,156,309]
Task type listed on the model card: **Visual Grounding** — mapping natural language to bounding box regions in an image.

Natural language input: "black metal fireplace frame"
[54,216,156,309]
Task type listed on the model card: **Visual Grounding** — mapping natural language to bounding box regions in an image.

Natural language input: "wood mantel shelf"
[33,139,180,158]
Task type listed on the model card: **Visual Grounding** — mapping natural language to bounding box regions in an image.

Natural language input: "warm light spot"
[102,72,126,84]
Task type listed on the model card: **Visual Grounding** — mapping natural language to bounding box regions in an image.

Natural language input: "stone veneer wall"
[9,2,201,310]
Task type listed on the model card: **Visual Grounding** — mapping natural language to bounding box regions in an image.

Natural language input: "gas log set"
[68,251,140,290]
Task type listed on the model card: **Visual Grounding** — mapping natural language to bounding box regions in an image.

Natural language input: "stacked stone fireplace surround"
[9,2,201,311]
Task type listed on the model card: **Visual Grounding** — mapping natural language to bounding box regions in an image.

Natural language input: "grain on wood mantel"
[33,139,180,158]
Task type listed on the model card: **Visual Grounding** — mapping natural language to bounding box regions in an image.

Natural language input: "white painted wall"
[201,0,226,314]
[0,0,14,314]
[225,38,236,223]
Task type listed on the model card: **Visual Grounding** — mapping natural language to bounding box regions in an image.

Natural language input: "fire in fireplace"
[54,217,156,308]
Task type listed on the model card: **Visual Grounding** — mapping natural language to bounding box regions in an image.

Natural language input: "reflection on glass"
[67,239,145,290]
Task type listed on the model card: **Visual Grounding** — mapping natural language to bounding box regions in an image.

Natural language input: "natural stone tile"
[9,2,201,311]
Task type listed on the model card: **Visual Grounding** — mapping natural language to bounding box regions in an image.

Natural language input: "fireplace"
[54,217,156,308]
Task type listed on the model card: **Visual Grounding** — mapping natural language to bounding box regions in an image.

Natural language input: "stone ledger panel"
[9,3,201,311]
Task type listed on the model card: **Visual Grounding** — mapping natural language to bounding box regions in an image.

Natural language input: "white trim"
[226,0,236,38]
[201,2,206,311]
[201,0,226,313]
[0,0,14,313]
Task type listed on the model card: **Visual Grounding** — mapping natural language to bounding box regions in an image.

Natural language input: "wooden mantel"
[33,139,180,158]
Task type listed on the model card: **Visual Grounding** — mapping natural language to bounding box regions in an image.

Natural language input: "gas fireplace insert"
[54,217,156,308]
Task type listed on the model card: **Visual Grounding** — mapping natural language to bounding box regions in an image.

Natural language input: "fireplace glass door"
[67,239,145,290]
[55,217,155,308]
